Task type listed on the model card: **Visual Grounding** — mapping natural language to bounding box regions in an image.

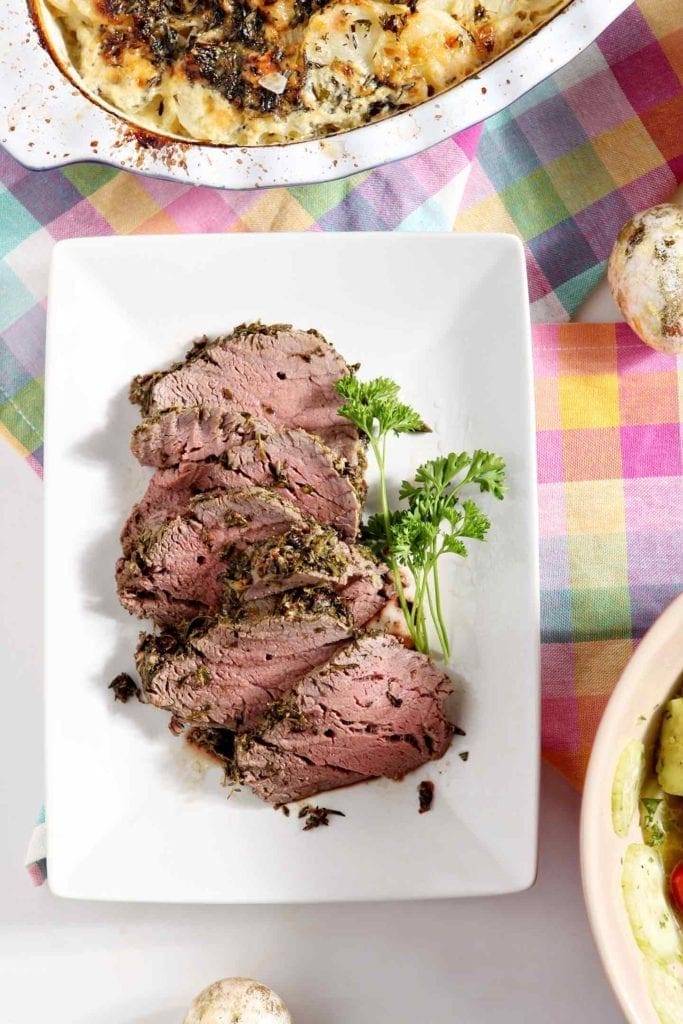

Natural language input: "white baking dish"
[0,0,631,189]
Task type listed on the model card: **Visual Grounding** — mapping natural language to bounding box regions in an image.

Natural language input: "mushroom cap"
[608,203,683,355]
[183,977,293,1024]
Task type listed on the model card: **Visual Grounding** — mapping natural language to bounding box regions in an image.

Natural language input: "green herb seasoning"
[108,672,140,703]
[298,805,346,830]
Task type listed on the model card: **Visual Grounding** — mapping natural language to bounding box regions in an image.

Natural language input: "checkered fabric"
[6,0,682,882]
[456,2,683,320]
[535,323,683,786]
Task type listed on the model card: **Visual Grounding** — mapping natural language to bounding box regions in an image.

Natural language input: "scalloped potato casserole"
[44,0,569,145]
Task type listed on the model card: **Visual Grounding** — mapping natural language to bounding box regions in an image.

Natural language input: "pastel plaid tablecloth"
[535,324,682,786]
[3,0,681,883]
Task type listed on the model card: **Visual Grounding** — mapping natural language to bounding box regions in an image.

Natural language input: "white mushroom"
[183,978,293,1024]
[608,203,683,355]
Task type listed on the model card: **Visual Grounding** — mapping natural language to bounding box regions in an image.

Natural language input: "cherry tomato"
[669,861,683,915]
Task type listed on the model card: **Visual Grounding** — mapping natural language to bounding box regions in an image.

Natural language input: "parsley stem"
[371,434,389,527]
[423,540,449,660]
[371,434,419,648]
[413,568,431,654]
[425,576,446,659]
[431,559,450,660]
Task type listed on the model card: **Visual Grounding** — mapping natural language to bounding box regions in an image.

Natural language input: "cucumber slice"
[645,958,683,1024]
[612,739,645,837]
[621,844,681,964]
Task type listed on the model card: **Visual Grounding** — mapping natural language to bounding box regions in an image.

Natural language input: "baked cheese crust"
[45,0,569,145]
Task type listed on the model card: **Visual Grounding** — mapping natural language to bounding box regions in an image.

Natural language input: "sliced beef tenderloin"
[238,568,392,638]
[224,527,374,603]
[116,487,307,627]
[131,408,270,468]
[119,489,387,629]
[230,535,392,627]
[135,591,355,731]
[234,635,454,804]
[129,323,362,466]
[121,427,362,556]
[340,572,395,633]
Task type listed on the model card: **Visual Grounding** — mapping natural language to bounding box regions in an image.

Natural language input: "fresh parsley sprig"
[366,454,504,657]
[336,376,428,439]
[400,450,506,503]
[336,376,429,647]
[337,375,506,659]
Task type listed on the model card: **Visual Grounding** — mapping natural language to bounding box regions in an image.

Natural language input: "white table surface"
[1,281,626,1024]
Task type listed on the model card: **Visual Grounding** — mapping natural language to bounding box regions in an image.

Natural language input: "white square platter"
[45,232,539,903]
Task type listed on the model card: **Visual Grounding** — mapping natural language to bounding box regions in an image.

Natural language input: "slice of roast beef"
[121,427,362,555]
[224,527,374,603]
[237,570,391,639]
[131,408,270,468]
[118,488,388,628]
[228,534,392,626]
[341,573,396,633]
[116,487,307,626]
[135,591,354,730]
[129,323,362,466]
[234,635,454,804]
